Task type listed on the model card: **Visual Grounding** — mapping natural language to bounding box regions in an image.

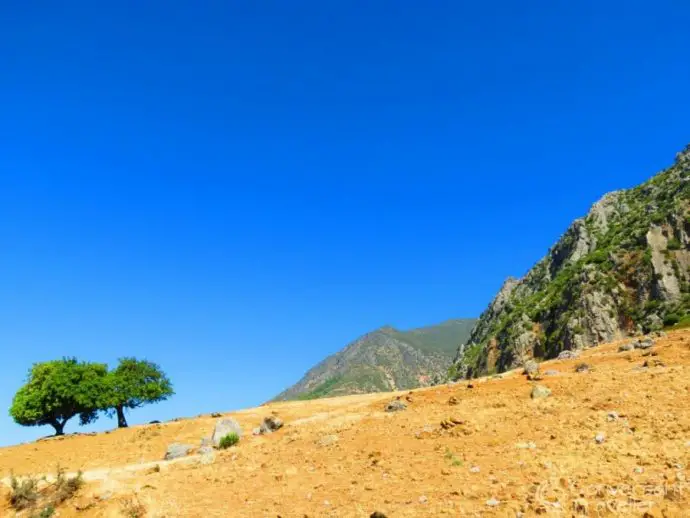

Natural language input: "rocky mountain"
[452,144,690,379]
[274,319,476,401]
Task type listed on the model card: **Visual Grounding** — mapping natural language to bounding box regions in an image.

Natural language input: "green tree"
[105,358,173,428]
[10,358,108,436]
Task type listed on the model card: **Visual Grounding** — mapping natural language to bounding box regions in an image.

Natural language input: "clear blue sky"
[1,1,688,446]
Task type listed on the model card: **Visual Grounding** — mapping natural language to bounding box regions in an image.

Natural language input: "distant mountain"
[274,319,476,401]
[452,144,690,378]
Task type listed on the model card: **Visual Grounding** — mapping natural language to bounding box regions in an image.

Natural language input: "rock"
[447,396,459,405]
[515,441,537,449]
[557,350,580,360]
[385,400,407,412]
[635,338,655,350]
[523,360,539,376]
[210,412,222,418]
[200,437,213,447]
[252,427,262,436]
[370,513,387,518]
[418,495,428,504]
[259,416,284,434]
[317,434,339,447]
[572,498,588,514]
[643,358,665,368]
[575,363,591,373]
[530,385,551,399]
[606,411,619,422]
[618,342,635,352]
[469,466,480,473]
[164,443,193,460]
[595,432,606,444]
[486,498,500,507]
[543,370,560,376]
[212,418,243,447]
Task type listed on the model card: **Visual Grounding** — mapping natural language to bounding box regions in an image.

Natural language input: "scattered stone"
[419,495,428,504]
[469,466,480,473]
[557,350,580,360]
[515,441,537,449]
[523,360,539,377]
[635,338,655,349]
[466,383,474,389]
[440,416,465,429]
[259,415,284,434]
[164,443,193,460]
[618,342,635,352]
[385,400,407,412]
[595,432,606,444]
[575,363,591,373]
[643,358,665,368]
[212,418,243,447]
[572,498,588,514]
[318,435,339,447]
[486,498,500,507]
[530,385,551,399]
[543,370,560,376]
[447,396,459,405]
[606,411,619,422]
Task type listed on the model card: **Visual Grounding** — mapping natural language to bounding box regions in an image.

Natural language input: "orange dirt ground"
[2,330,690,517]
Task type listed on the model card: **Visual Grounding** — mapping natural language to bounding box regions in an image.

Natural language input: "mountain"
[452,144,690,379]
[274,319,476,401]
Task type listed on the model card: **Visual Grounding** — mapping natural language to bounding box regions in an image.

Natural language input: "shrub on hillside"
[9,474,39,510]
[218,432,240,449]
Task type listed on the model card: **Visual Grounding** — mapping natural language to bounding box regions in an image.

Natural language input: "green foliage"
[9,474,39,510]
[218,432,240,449]
[53,468,83,505]
[105,358,174,427]
[33,506,56,518]
[667,238,681,250]
[10,358,108,435]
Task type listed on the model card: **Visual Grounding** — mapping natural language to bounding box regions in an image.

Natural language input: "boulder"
[635,338,655,350]
[212,418,243,447]
[164,443,193,460]
[557,350,580,360]
[385,400,407,412]
[259,416,284,434]
[530,385,551,399]
[523,360,539,376]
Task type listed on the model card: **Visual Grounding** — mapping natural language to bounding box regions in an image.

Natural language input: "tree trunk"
[116,405,128,428]
[52,419,65,436]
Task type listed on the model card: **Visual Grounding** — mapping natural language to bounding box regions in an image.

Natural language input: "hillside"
[274,319,476,401]
[2,330,689,516]
[452,144,690,378]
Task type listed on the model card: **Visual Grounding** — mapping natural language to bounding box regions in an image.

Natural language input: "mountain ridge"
[274,318,476,401]
[452,144,690,378]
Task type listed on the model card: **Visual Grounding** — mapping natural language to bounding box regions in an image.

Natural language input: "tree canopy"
[105,357,174,428]
[10,358,108,435]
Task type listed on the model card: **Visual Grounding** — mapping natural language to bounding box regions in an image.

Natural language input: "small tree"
[10,358,108,436]
[106,358,173,428]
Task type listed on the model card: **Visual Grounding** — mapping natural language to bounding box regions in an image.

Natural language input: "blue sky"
[1,1,688,446]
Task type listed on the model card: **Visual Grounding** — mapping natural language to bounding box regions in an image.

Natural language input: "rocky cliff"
[274,319,476,400]
[452,144,690,378]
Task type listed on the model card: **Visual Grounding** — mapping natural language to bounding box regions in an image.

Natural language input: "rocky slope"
[274,319,476,400]
[452,144,690,378]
